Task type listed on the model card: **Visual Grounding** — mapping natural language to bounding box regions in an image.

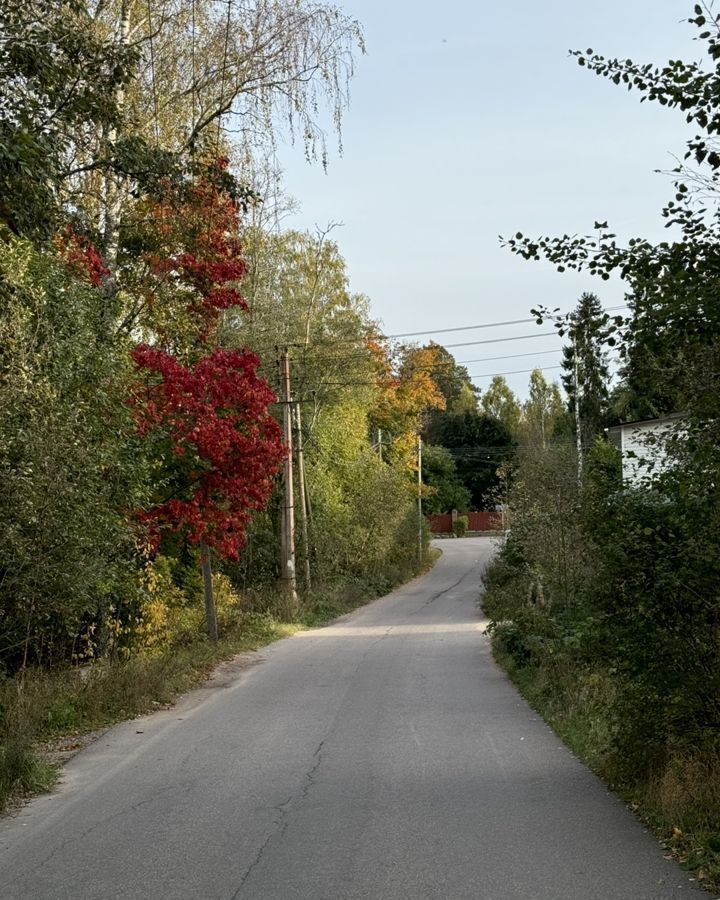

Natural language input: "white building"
[606,413,685,485]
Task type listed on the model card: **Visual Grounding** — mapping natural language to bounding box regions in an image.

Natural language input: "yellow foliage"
[135,556,245,649]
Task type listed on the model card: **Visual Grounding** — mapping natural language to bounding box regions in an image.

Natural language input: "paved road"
[0,538,705,899]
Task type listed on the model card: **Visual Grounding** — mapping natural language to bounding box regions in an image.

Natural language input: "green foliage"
[560,293,611,440]
[306,398,423,588]
[452,515,469,538]
[421,342,478,443]
[483,435,720,886]
[439,411,514,509]
[493,11,720,885]
[481,376,522,436]
[421,444,471,514]
[0,0,134,239]
[0,239,145,671]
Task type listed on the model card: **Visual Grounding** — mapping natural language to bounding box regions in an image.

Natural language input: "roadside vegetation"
[0,0,471,813]
[484,6,720,892]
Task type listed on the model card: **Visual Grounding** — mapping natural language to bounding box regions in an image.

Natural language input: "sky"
[275,0,700,398]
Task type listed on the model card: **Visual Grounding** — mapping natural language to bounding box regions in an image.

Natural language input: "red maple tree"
[138,159,250,340]
[130,345,284,559]
[130,160,285,560]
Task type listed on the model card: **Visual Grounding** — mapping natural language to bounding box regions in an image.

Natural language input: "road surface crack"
[408,565,479,616]
[229,740,326,899]
[3,783,182,891]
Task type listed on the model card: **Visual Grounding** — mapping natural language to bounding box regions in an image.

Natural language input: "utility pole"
[572,337,584,487]
[417,434,423,566]
[294,401,312,593]
[199,540,218,643]
[279,351,298,614]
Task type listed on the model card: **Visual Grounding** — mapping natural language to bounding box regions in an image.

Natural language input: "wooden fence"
[428,511,502,534]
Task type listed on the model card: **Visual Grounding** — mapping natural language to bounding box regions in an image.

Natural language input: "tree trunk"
[200,540,218,642]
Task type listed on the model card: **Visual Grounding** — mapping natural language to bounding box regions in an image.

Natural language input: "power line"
[284,362,567,391]
[385,316,543,338]
[251,329,562,360]
[469,364,563,380]
[241,304,630,347]
[457,348,560,365]
[387,304,628,338]
[444,331,558,349]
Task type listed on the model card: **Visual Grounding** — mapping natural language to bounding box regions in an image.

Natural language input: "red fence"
[429,513,453,534]
[428,511,502,534]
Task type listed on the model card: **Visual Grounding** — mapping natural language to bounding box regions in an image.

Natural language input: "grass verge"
[491,639,720,894]
[0,550,441,814]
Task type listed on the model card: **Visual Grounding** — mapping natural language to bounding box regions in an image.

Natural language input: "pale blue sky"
[277,1,699,397]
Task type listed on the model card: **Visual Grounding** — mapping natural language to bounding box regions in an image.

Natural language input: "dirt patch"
[197,651,265,690]
[38,729,109,767]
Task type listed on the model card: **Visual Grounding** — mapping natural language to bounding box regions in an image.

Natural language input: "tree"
[503,8,720,445]
[561,293,610,442]
[519,370,567,449]
[498,5,720,818]
[72,0,365,271]
[126,162,285,637]
[119,157,254,344]
[111,0,364,159]
[421,445,471,514]
[0,236,141,670]
[482,376,522,437]
[130,345,284,560]
[370,344,446,470]
[439,411,514,509]
[420,342,478,443]
[0,0,134,239]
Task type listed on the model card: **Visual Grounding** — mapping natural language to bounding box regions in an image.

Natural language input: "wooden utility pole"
[279,351,298,613]
[417,435,423,566]
[294,401,312,593]
[199,540,218,642]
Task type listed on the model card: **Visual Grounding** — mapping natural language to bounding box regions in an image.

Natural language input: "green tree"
[519,370,567,449]
[421,445,472,514]
[0,238,144,670]
[420,343,478,443]
[504,8,720,442]
[0,0,133,240]
[561,293,610,442]
[497,5,720,823]
[481,376,522,437]
[439,411,514,509]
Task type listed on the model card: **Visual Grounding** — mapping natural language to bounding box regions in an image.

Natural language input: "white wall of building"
[609,416,684,485]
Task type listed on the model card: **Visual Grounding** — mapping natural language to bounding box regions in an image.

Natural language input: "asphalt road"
[0,538,706,900]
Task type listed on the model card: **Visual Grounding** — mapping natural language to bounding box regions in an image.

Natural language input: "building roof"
[606,412,686,433]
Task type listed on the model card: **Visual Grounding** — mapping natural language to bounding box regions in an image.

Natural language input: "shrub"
[453,515,469,538]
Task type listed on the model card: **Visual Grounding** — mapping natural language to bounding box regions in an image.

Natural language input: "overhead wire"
[245,329,561,359]
[384,304,629,339]
[239,304,630,348]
